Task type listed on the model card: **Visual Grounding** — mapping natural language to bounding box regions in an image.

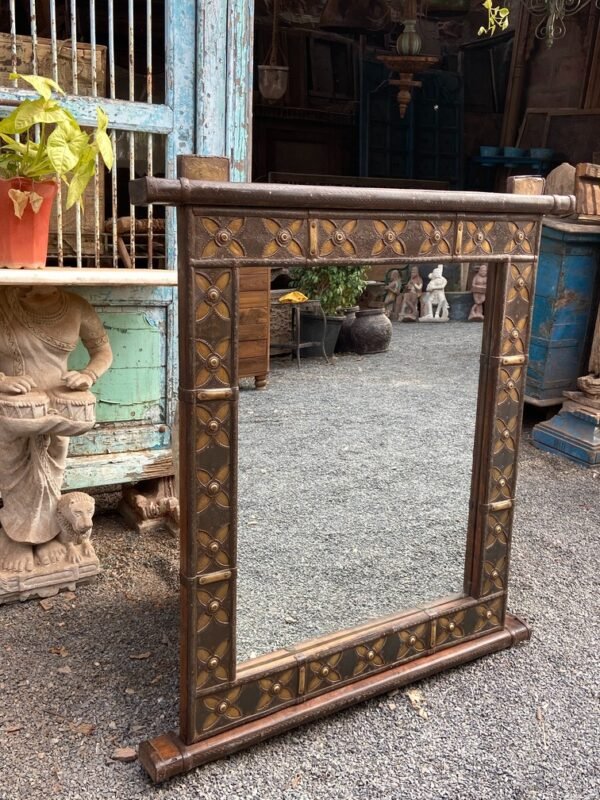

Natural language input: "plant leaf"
[9,72,65,99]
[66,157,95,209]
[47,125,89,175]
[94,109,113,169]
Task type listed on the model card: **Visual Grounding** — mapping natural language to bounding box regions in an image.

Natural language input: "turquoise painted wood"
[526,219,600,406]
[63,286,176,490]
[197,0,254,181]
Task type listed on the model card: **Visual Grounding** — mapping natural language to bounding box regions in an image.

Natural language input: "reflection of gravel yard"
[0,322,598,800]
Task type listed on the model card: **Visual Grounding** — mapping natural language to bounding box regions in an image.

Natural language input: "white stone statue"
[0,286,112,598]
[419,264,449,322]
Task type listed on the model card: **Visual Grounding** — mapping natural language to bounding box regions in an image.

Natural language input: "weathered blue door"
[0,0,253,490]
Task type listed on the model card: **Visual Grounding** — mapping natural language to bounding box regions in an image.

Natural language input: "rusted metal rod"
[129,177,575,216]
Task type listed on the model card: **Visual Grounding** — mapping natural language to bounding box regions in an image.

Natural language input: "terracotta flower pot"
[0,177,58,269]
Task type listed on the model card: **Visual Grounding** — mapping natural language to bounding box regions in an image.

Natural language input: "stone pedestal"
[532,397,600,466]
[0,528,100,605]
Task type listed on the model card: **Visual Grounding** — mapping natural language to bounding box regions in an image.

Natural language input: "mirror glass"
[237,309,483,663]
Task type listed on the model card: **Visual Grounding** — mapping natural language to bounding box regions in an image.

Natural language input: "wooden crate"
[0,34,107,258]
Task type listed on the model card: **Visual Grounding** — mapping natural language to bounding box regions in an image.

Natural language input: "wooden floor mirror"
[130,157,574,783]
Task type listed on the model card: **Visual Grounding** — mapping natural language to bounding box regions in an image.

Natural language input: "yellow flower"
[195,272,231,322]
[257,669,295,711]
[195,339,230,388]
[197,582,230,632]
[353,638,386,677]
[201,687,242,732]
[197,524,230,573]
[319,219,357,257]
[482,557,507,594]
[397,624,428,660]
[419,221,452,255]
[196,639,230,689]
[507,222,535,255]
[262,219,304,258]
[307,653,342,693]
[463,221,494,255]
[196,465,229,513]
[196,403,230,451]
[201,217,245,258]
[436,611,466,645]
[371,220,407,256]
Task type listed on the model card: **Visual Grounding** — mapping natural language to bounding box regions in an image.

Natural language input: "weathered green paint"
[64,286,176,489]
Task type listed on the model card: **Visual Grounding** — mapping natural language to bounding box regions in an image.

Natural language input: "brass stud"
[491,569,499,579]
[507,380,515,390]
[277,229,291,244]
[516,231,525,242]
[516,277,525,287]
[502,429,511,440]
[499,478,506,487]
[207,287,220,302]
[334,230,346,244]
[320,665,330,677]
[207,481,220,496]
[510,329,520,340]
[475,231,484,243]
[486,609,493,619]
[385,230,395,243]
[367,649,375,661]
[217,229,230,245]
[207,354,221,370]
[409,635,417,646]
[207,419,220,433]
[208,600,221,613]
[207,656,220,670]
[209,541,220,554]
[433,230,441,242]
[495,524,503,534]
[448,621,456,631]
[217,701,228,714]
[271,682,282,695]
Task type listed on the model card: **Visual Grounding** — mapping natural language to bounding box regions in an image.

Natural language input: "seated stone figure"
[577,304,600,400]
[0,286,113,575]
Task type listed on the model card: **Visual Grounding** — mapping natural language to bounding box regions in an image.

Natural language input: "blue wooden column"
[526,217,600,406]
[197,0,254,181]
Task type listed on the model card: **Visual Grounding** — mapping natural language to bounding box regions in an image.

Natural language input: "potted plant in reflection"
[290,264,367,356]
[0,72,113,269]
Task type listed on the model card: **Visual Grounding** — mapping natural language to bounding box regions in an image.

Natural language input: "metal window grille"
[0,0,171,269]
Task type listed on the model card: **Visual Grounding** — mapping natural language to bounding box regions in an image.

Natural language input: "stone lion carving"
[56,492,96,564]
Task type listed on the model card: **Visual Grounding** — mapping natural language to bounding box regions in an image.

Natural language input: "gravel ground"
[0,322,598,800]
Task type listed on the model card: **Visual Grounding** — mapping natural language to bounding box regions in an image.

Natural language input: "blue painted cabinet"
[526,218,600,406]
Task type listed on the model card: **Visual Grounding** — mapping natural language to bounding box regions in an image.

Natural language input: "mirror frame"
[130,157,574,783]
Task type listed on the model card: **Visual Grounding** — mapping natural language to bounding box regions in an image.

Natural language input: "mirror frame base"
[139,614,530,784]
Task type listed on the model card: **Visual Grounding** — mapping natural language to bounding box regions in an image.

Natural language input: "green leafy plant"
[291,265,368,316]
[0,73,113,209]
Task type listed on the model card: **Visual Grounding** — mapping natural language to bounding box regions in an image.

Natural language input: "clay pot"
[335,306,359,353]
[350,308,393,355]
[0,177,58,268]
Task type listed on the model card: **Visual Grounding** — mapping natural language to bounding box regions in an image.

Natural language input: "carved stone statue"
[383,269,403,320]
[398,266,423,322]
[0,286,112,603]
[575,304,600,403]
[419,264,449,322]
[468,264,488,321]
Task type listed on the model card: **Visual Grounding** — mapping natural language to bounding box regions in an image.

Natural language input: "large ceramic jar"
[350,308,393,355]
[335,306,359,353]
